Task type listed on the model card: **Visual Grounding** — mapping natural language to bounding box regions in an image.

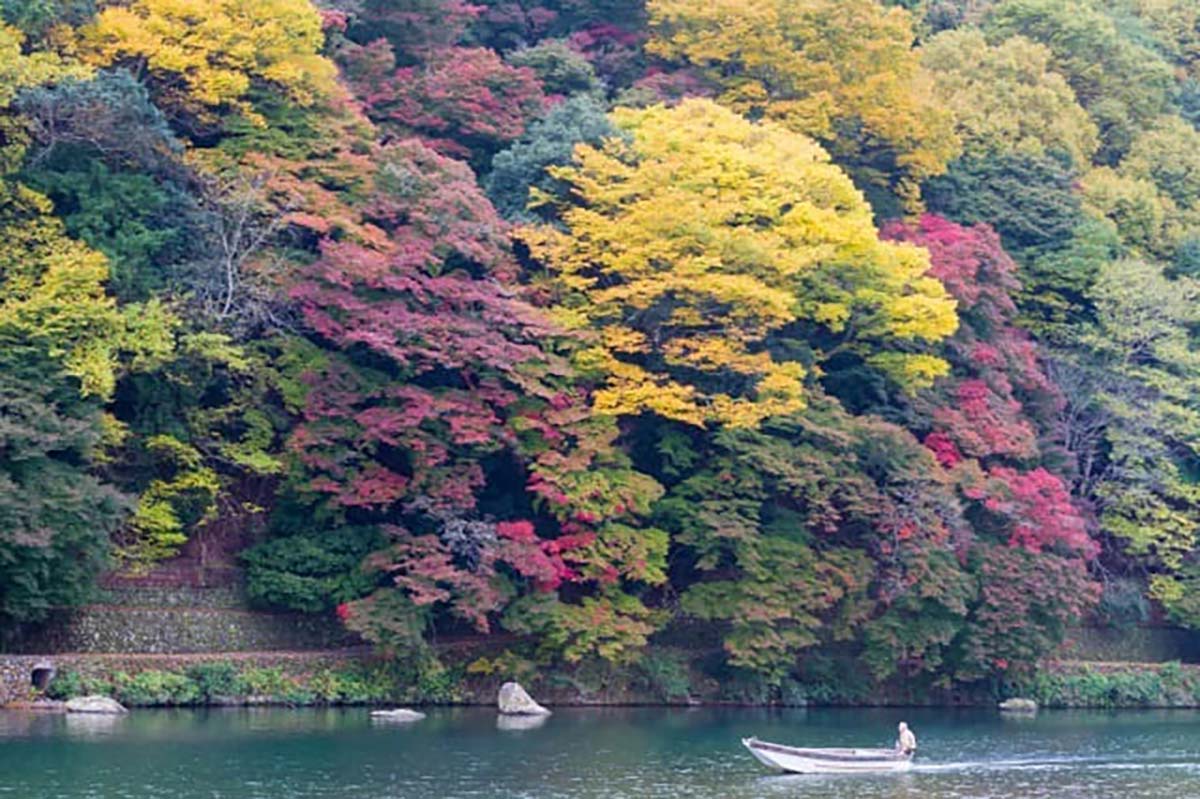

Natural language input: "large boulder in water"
[65,695,127,714]
[497,681,551,716]
[999,697,1038,714]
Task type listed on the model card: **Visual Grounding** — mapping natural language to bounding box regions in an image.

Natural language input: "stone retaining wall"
[92,585,248,609]
[1060,625,1200,663]
[5,606,361,655]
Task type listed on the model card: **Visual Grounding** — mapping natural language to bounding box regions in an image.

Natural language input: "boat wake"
[912,756,1200,774]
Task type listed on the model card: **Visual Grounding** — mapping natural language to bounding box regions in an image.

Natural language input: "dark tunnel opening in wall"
[31,664,56,693]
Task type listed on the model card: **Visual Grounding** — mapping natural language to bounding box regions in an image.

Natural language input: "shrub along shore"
[19,651,1200,710]
[44,661,401,708]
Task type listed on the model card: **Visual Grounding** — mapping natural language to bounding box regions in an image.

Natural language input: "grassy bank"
[43,657,451,705]
[27,646,1200,710]
[1011,662,1200,709]
[28,646,963,708]
[36,648,707,708]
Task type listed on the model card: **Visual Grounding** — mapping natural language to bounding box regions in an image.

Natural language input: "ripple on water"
[4,707,1200,798]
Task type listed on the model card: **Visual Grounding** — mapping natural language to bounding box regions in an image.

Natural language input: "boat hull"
[742,738,913,774]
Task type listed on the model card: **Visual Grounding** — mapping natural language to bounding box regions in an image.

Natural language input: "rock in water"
[369,708,426,722]
[497,681,551,716]
[999,697,1038,713]
[65,695,127,715]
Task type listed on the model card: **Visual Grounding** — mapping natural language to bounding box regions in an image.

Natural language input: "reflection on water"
[63,712,125,739]
[2,706,1200,798]
[497,713,549,731]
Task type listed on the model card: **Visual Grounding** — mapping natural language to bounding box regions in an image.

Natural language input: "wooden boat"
[742,736,913,774]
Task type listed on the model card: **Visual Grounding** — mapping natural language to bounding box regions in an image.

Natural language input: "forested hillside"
[4,0,1200,691]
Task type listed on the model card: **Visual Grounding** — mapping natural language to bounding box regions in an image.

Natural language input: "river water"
[2,706,1199,798]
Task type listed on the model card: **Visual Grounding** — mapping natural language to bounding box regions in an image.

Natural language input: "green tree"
[0,0,94,40]
[486,95,616,223]
[1018,218,1120,344]
[0,347,126,630]
[1129,0,1200,80]
[985,0,1174,163]
[1092,117,1200,259]
[1080,167,1174,259]
[656,399,972,683]
[506,39,601,98]
[925,151,1083,256]
[1061,260,1200,626]
[923,29,1098,167]
[1121,117,1200,212]
[21,156,195,302]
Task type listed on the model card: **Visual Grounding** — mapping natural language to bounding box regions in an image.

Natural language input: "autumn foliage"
[12,0,1200,695]
[647,0,960,205]
[522,99,957,428]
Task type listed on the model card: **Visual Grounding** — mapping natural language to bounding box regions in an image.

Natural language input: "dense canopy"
[2,0,1199,697]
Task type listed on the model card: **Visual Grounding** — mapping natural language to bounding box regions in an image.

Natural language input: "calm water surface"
[2,706,1200,798]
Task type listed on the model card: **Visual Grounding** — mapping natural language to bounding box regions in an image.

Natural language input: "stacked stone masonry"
[8,606,360,655]
[4,586,360,655]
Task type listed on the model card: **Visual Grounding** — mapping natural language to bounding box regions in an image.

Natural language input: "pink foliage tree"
[884,215,1099,677]
[340,39,545,158]
[883,215,1066,470]
[289,138,664,648]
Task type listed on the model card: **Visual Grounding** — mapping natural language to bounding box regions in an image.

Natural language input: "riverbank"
[0,646,714,709]
[9,647,1200,710]
[1016,661,1200,709]
[10,585,1200,710]
[0,650,379,708]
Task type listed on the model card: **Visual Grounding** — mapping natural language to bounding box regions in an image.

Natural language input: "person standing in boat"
[895,722,917,755]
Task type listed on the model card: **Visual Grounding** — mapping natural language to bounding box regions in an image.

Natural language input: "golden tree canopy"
[0,24,90,107]
[78,0,337,125]
[646,0,959,206]
[521,99,957,429]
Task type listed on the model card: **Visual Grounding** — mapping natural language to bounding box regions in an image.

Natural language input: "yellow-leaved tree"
[77,0,337,126]
[0,24,89,106]
[520,99,958,429]
[0,24,169,398]
[2,23,177,568]
[646,0,959,209]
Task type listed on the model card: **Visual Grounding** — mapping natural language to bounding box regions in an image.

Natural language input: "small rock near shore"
[999,697,1038,713]
[497,681,551,716]
[65,695,128,715]
[369,708,426,722]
